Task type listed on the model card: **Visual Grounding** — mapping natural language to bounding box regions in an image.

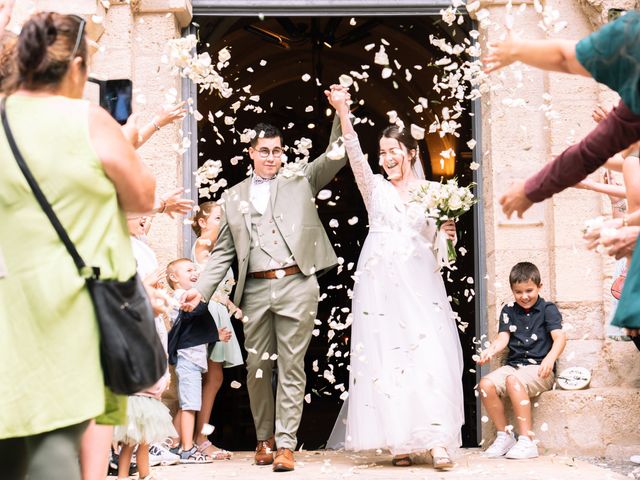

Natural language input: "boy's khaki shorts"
[483,365,555,397]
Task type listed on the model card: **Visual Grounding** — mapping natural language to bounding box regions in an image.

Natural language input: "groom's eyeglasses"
[255,147,284,159]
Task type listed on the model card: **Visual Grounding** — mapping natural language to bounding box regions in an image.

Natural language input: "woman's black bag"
[1,97,166,395]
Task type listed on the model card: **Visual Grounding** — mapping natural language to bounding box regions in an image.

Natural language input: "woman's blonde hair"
[10,12,88,92]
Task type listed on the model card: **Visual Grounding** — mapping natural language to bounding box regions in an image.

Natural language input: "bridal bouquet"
[410,178,476,265]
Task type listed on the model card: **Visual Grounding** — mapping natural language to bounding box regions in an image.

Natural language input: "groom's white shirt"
[249,177,270,214]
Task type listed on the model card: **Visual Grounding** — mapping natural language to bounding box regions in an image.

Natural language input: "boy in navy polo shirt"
[476,262,566,459]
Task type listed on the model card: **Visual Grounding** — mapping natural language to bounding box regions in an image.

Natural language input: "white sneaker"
[483,431,517,458]
[505,436,539,459]
[630,455,640,464]
[149,443,180,466]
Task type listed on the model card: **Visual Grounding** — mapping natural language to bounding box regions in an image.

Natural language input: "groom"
[181,100,346,471]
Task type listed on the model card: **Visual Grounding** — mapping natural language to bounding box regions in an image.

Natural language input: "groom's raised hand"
[180,288,203,312]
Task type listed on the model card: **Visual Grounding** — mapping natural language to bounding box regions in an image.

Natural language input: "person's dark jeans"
[0,421,88,480]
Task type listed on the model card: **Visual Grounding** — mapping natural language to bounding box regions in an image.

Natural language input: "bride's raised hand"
[440,219,457,242]
[324,84,350,114]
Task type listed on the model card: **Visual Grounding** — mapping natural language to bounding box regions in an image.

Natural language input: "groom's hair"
[509,262,542,287]
[251,123,283,147]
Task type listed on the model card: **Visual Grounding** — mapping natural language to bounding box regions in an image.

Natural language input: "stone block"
[486,387,640,458]
[558,339,606,384]
[533,388,640,455]
[556,301,604,340]
[137,0,192,27]
[600,340,640,389]
[553,246,602,301]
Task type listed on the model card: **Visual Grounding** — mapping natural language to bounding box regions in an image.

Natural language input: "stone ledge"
[497,387,640,459]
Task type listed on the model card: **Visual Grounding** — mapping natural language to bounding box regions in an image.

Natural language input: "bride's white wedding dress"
[328,133,465,455]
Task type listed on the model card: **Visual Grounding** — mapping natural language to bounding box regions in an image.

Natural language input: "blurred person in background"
[0,11,155,480]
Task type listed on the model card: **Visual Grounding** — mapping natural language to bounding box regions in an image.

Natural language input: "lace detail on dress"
[343,133,375,210]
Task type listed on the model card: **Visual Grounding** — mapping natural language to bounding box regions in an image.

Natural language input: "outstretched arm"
[303,114,347,194]
[325,85,376,209]
[573,179,626,199]
[476,331,510,365]
[500,100,640,218]
[484,38,589,76]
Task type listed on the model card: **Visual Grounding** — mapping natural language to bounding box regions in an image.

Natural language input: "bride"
[325,86,464,469]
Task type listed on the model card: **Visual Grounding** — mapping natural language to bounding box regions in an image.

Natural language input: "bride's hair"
[379,125,418,167]
[379,124,428,179]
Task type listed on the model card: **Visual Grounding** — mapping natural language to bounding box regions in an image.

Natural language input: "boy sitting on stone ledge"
[477,262,567,459]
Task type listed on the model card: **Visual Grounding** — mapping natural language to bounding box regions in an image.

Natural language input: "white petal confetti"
[339,74,354,88]
[410,124,425,140]
[317,189,332,201]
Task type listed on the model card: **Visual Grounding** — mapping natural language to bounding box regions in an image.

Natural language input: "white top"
[130,236,158,280]
[249,177,271,215]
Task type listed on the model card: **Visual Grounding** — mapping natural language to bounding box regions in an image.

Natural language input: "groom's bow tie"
[252,174,276,185]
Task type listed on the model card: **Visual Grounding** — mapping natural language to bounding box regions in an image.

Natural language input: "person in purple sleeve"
[482,10,640,219]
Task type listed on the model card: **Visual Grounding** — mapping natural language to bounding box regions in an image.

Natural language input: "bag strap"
[0,96,99,279]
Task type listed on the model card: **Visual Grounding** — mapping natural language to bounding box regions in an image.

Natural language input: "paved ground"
[132,450,631,480]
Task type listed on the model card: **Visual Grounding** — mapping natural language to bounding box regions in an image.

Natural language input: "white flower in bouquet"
[410,178,476,265]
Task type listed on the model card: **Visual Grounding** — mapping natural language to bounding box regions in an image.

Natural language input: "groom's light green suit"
[195,116,346,449]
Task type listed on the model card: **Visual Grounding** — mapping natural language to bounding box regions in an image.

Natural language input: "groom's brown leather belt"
[248,265,301,279]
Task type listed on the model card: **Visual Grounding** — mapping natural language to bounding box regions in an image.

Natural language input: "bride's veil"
[326,398,348,449]
[412,145,426,181]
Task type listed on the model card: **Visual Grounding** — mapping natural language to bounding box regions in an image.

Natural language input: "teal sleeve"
[575,12,640,114]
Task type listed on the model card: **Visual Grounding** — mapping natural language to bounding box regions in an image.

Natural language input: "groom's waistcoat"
[249,201,294,272]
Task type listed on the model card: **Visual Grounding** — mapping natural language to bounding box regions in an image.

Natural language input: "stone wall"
[478,0,640,458]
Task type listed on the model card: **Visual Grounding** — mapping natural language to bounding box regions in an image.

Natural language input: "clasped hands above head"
[324,84,351,113]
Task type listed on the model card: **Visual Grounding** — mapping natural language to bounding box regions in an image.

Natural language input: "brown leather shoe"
[273,447,295,472]
[254,437,275,465]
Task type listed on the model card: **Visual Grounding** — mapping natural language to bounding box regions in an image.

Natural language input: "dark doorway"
[191,14,479,450]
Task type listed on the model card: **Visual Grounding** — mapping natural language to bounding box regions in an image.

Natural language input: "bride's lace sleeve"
[343,132,375,209]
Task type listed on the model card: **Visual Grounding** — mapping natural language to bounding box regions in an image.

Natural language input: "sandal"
[179,446,213,464]
[197,440,232,460]
[431,448,454,470]
[392,455,413,467]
